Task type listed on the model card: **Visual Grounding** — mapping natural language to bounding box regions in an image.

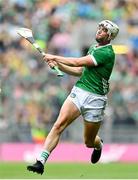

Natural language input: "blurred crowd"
[0,0,138,143]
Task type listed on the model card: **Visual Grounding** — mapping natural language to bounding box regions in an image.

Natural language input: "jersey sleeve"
[90,49,110,66]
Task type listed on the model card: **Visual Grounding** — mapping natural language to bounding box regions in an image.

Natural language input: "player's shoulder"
[87,44,95,52]
[88,44,115,58]
[101,44,115,57]
[108,45,115,58]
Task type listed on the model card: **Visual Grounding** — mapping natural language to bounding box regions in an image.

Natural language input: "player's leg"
[83,120,103,164]
[27,97,81,174]
[42,97,81,153]
[83,120,101,148]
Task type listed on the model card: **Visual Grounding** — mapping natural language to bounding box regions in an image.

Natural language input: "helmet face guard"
[99,20,119,40]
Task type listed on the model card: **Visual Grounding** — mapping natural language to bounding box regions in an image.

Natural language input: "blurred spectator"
[0,0,138,143]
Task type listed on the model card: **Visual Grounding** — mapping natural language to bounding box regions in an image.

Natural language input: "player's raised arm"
[43,54,96,67]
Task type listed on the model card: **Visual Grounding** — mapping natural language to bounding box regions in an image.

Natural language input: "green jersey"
[75,44,115,95]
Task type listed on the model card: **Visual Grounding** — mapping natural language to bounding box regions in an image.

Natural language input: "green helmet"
[99,20,119,40]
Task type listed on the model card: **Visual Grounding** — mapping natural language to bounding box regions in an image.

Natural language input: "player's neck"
[97,41,111,47]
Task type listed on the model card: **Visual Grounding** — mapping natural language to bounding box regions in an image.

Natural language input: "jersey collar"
[94,43,112,49]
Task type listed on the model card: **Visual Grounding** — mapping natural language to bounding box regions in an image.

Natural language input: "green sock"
[38,150,50,164]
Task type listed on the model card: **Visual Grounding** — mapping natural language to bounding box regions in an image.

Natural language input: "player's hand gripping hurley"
[17,28,63,77]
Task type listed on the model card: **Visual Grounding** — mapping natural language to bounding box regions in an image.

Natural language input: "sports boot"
[27,160,44,175]
[91,139,103,164]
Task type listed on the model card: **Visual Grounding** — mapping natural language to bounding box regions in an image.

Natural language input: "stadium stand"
[0,0,138,143]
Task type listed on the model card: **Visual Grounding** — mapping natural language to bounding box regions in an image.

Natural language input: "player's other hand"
[47,60,57,69]
[43,54,56,63]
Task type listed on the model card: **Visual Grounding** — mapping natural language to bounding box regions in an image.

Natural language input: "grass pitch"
[0,162,138,179]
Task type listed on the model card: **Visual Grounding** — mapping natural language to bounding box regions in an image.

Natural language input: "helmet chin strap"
[108,35,112,40]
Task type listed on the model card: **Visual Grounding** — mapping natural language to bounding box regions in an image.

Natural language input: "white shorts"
[67,86,107,122]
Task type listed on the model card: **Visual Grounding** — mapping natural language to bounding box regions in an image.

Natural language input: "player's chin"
[95,37,102,43]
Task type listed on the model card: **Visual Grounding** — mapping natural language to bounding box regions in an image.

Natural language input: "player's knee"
[53,119,67,134]
[52,123,62,134]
